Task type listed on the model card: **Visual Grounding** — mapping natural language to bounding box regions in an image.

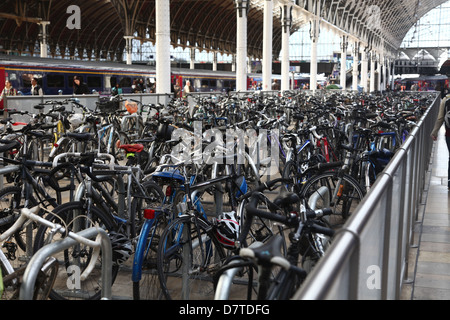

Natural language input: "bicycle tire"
[33,257,59,300]
[282,160,303,194]
[0,186,38,253]
[130,180,165,240]
[132,213,167,300]
[33,201,119,300]
[213,258,256,300]
[300,171,365,225]
[112,130,130,164]
[1,264,26,300]
[236,195,286,250]
[157,214,226,300]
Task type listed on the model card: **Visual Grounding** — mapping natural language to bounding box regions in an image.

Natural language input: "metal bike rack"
[19,227,113,300]
[308,186,330,210]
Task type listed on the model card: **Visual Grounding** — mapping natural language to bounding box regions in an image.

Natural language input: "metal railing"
[3,93,173,115]
[293,92,440,300]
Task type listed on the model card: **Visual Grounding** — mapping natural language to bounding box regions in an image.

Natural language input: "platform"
[401,125,450,300]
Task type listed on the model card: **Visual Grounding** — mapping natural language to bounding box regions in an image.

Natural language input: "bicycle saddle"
[240,235,286,267]
[119,144,144,153]
[0,139,20,153]
[273,186,299,208]
[135,136,156,143]
[66,132,94,141]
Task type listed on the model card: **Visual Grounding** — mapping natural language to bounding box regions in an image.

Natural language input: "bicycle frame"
[98,123,115,154]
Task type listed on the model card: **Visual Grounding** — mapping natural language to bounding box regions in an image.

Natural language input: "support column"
[124,36,133,65]
[190,48,196,69]
[281,2,292,92]
[213,52,218,71]
[377,54,383,92]
[235,0,249,91]
[39,21,50,58]
[361,47,369,92]
[340,36,348,89]
[155,0,171,94]
[370,52,377,92]
[262,0,273,91]
[386,57,391,90]
[310,17,320,91]
[389,56,396,90]
[352,41,360,91]
[232,54,236,72]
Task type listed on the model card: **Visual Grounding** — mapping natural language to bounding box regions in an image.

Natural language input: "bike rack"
[308,186,330,210]
[19,227,113,300]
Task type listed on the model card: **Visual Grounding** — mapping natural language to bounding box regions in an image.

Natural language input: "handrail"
[293,92,440,300]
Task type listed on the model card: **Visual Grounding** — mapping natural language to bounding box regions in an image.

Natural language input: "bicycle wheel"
[27,137,49,162]
[33,257,59,300]
[112,131,130,164]
[130,180,165,239]
[237,193,287,250]
[282,160,303,194]
[132,213,167,300]
[33,202,119,300]
[300,172,365,226]
[0,186,37,254]
[157,215,226,300]
[1,264,26,300]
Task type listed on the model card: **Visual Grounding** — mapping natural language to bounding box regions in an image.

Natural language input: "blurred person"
[73,76,89,94]
[31,77,43,95]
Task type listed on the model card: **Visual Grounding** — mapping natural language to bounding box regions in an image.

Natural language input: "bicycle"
[0,206,59,300]
[0,139,63,260]
[154,160,249,300]
[95,97,130,164]
[32,151,165,300]
[214,186,334,300]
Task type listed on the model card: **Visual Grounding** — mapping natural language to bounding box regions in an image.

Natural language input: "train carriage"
[0,55,238,103]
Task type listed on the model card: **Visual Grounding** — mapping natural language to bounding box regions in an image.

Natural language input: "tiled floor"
[401,126,450,300]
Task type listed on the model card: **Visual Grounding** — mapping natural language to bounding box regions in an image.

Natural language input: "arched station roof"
[0,0,447,61]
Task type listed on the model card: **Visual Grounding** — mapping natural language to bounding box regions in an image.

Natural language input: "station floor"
[400,126,450,300]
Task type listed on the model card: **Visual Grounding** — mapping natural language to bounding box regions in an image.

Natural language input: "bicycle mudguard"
[132,218,156,282]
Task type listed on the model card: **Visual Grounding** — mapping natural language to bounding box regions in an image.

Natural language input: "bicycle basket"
[125,101,138,114]
[97,97,120,113]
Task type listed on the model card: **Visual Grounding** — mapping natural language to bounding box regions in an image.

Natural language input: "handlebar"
[52,152,115,169]
[239,193,334,244]
[0,206,101,248]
